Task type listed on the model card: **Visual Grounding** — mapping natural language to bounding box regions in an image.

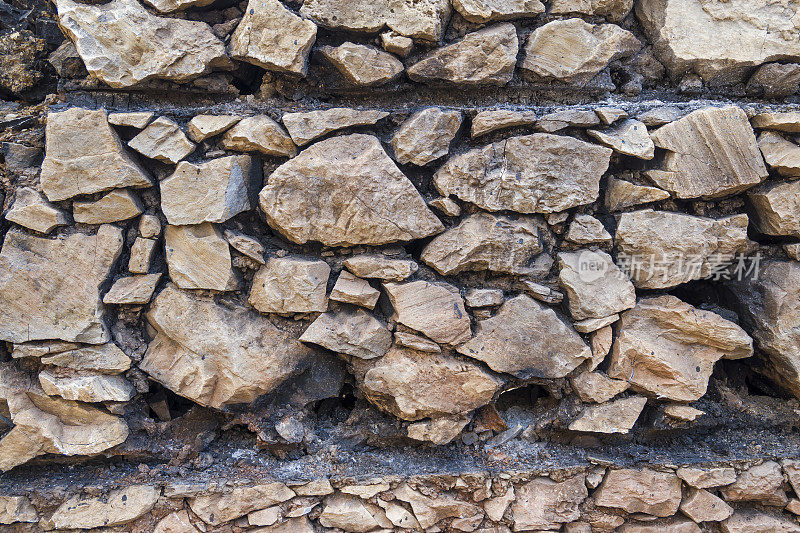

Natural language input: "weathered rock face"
[568,395,648,434]
[344,255,418,281]
[282,108,389,146]
[165,224,237,291]
[318,493,391,532]
[51,485,158,529]
[607,296,753,401]
[73,189,143,224]
[391,107,462,166]
[186,115,240,142]
[56,0,228,88]
[452,0,544,22]
[0,495,38,524]
[434,133,611,214]
[720,462,787,506]
[748,179,800,238]
[103,274,162,305]
[758,132,800,177]
[384,280,471,345]
[128,117,195,165]
[471,109,537,137]
[558,250,636,320]
[222,115,296,157]
[300,308,391,359]
[5,187,70,234]
[249,257,330,314]
[594,468,682,517]
[39,369,134,402]
[329,271,380,309]
[260,134,443,246]
[588,119,654,159]
[142,284,314,408]
[511,475,587,530]
[189,483,295,525]
[549,0,633,21]
[321,43,404,86]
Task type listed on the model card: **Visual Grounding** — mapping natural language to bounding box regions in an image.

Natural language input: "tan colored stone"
[465,288,504,308]
[249,256,329,314]
[595,106,628,124]
[594,468,682,516]
[189,483,295,525]
[261,134,442,246]
[570,371,628,403]
[522,19,640,85]
[139,214,161,238]
[422,213,542,276]
[73,189,143,224]
[39,369,134,402]
[329,270,380,309]
[0,495,37,525]
[382,501,421,529]
[5,187,69,233]
[319,493,391,532]
[103,274,161,305]
[391,107,462,165]
[282,108,389,146]
[752,112,800,133]
[471,109,537,137]
[248,506,281,526]
[344,254,418,281]
[749,179,800,237]
[664,404,704,421]
[393,483,481,529]
[224,229,264,263]
[608,295,753,401]
[558,250,635,320]
[293,480,334,497]
[186,115,241,142]
[452,0,543,22]
[128,117,195,164]
[300,308,391,359]
[568,395,647,433]
[617,518,701,533]
[720,462,787,506]
[511,475,586,530]
[381,31,413,56]
[721,510,800,533]
[435,133,611,214]
[637,106,683,126]
[788,499,800,515]
[222,115,296,157]
[165,224,236,291]
[574,313,619,334]
[589,325,613,370]
[458,294,590,379]
[384,280,470,345]
[52,486,158,530]
[41,108,151,201]
[784,459,800,496]
[605,177,670,211]
[408,23,518,86]
[748,63,800,99]
[407,414,470,444]
[36,343,131,374]
[140,0,212,13]
[0,226,122,343]
[758,131,800,177]
[108,112,153,129]
[154,510,201,533]
[680,488,733,522]
[321,43,404,86]
[646,106,767,199]
[340,483,391,499]
[615,210,749,289]
[677,467,737,489]
[484,486,514,522]
[257,516,316,532]
[128,237,156,274]
[537,109,600,132]
[550,0,632,21]
[394,331,441,352]
[565,214,612,244]
[588,119,654,159]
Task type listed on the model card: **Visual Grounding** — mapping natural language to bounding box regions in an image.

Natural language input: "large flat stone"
[383,280,471,345]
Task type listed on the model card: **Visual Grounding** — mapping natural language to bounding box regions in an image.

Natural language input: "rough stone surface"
[329,270,380,309]
[249,257,330,314]
[384,280,470,345]
[186,115,240,142]
[550,0,632,21]
[128,117,195,164]
[748,63,800,99]
[594,468,682,517]
[282,108,389,146]
[452,0,544,22]
[165,224,236,291]
[719,462,787,506]
[757,131,800,177]
[108,112,153,129]
[0,496,38,525]
[568,396,647,434]
[222,115,297,157]
[677,467,737,489]
[680,487,733,522]
[748,179,800,237]
[605,178,670,211]
[128,237,157,274]
[471,109,537,137]
[5,187,70,234]
[570,371,629,403]
[321,43,404,86]
[391,107,462,165]
[344,255,418,281]
[189,483,295,525]
[73,189,143,224]
[318,493,391,532]
[51,486,158,530]
[588,119,654,159]
[721,510,800,533]
[39,369,135,402]
[300,308,391,360]
[224,230,264,263]
[511,475,587,530]
[558,250,636,320]
[103,274,161,305]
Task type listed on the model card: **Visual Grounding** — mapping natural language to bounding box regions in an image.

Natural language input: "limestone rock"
[154,510,200,533]
[677,467,737,489]
[329,270,380,309]
[359,345,502,420]
[103,274,161,305]
[142,284,314,408]
[391,107,462,165]
[457,294,590,379]
[721,510,800,533]
[248,506,280,527]
[384,280,471,345]
[465,288,504,308]
[680,488,733,522]
[521,19,640,85]
[434,133,611,214]
[511,475,587,530]
[318,494,391,532]
[568,395,647,433]
[588,119,654,159]
[0,226,122,344]
[394,331,441,352]
[617,519,701,533]
[784,460,800,497]
[39,369,134,402]
[549,0,633,22]
[224,230,264,263]
[381,31,414,56]
[344,254,418,281]
[140,0,213,13]
[56,0,227,88]
[664,404,704,421]
[189,484,295,525]
[558,250,636,320]
[605,177,669,211]
[607,295,753,401]
[282,108,389,146]
[615,210,749,289]
[565,214,612,245]
[128,237,157,274]
[393,483,481,529]
[595,106,628,124]
[161,155,254,225]
[0,496,37,524]
[407,415,470,444]
[52,486,158,529]
[452,0,544,22]
[34,343,131,374]
[260,134,443,246]
[139,215,161,238]
[5,187,69,233]
[471,109,537,137]
[574,314,618,333]
[128,117,194,164]
[186,115,240,142]
[636,0,800,83]
[590,326,613,370]
[165,224,236,291]
[752,112,800,133]
[570,371,629,403]
[300,308,391,359]
[421,213,541,276]
[747,63,800,99]
[41,108,151,201]
[537,109,600,131]
[249,257,330,314]
[321,43,404,86]
[720,462,787,506]
[222,115,296,157]
[229,0,316,75]
[407,24,519,86]
[646,106,767,199]
[594,468,682,517]
[748,179,800,237]
[73,189,143,224]
[758,132,800,177]
[108,112,153,129]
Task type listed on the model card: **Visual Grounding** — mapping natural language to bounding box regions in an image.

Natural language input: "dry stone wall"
[3,0,800,531]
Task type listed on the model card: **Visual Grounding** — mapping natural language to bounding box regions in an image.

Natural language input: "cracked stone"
[680,488,733,523]
[249,256,330,314]
[282,108,389,146]
[73,189,143,224]
[189,483,295,525]
[39,369,135,403]
[451,0,544,22]
[569,396,647,434]
[329,270,380,309]
[384,280,471,345]
[222,115,297,157]
[720,462,788,506]
[128,117,195,164]
[605,177,670,211]
[0,496,38,525]
[557,250,635,320]
[51,486,158,530]
[677,467,737,489]
[748,179,800,237]
[321,43,404,86]
[471,109,537,137]
[391,107,462,165]
[103,274,162,305]
[300,308,391,359]
[318,493,391,532]
[588,119,654,159]
[594,468,682,517]
[570,371,629,403]
[549,0,633,22]
[758,131,800,177]
[186,115,241,142]
[564,214,612,244]
[165,224,237,291]
[5,187,70,234]
[344,255,418,281]
[511,475,587,530]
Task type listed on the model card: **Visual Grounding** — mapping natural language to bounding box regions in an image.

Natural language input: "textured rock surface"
[300,308,391,359]
[588,119,654,159]
[384,280,470,345]
[452,0,544,22]
[391,107,462,165]
[221,115,296,157]
[189,483,294,525]
[282,108,389,146]
[329,271,380,309]
[103,274,161,305]
[165,224,236,291]
[321,43,404,86]
[5,187,69,233]
[73,189,143,224]
[594,469,682,517]
[471,109,537,137]
[748,179,800,237]
[757,132,800,177]
[249,257,330,314]
[550,0,632,21]
[558,250,636,320]
[511,475,587,530]
[51,485,158,529]
[128,117,195,164]
[343,255,418,281]
[568,396,647,434]
[186,115,240,142]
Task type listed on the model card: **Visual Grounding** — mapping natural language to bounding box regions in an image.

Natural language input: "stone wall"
[3,0,800,531]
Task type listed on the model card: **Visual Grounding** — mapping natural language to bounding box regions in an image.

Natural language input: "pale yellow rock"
[282,108,389,146]
[465,288,504,308]
[407,414,470,444]
[558,250,636,320]
[329,270,380,309]
[788,499,800,515]
[391,107,462,165]
[222,115,296,157]
[721,510,800,533]
[384,280,471,345]
[751,111,800,133]
[605,177,670,211]
[344,254,418,281]
[564,214,612,244]
[570,371,629,403]
[680,487,733,522]
[55,0,227,88]
[0,226,122,343]
[435,133,611,214]
[5,187,69,233]
[321,43,404,86]
[359,345,502,420]
[300,308,391,359]
[588,119,654,159]
[607,295,753,401]
[128,237,156,274]
[39,369,134,402]
[224,229,264,264]
[550,0,632,21]
[617,518,701,533]
[574,314,619,333]
[568,395,647,433]
[161,155,253,225]
[129,117,195,165]
[103,274,161,305]
[381,31,413,56]
[51,486,158,530]
[318,493,391,532]
[382,501,421,529]
[537,109,600,131]
[594,106,627,125]
[458,294,590,379]
[394,331,441,352]
[249,256,329,314]
[647,106,767,199]
[720,462,788,506]
[293,480,334,497]
[73,189,143,224]
[37,343,131,374]
[186,115,241,142]
[677,467,737,489]
[590,325,613,370]
[757,131,800,177]
[749,179,800,237]
[165,224,236,291]
[41,108,151,201]
[637,106,683,126]
[615,210,749,289]
[0,496,37,524]
[248,506,281,526]
[154,510,201,533]
[189,483,295,525]
[471,109,537,137]
[229,0,316,75]
[521,19,640,85]
[260,134,443,246]
[108,112,153,129]
[340,483,391,499]
[511,475,586,530]
[664,404,704,421]
[139,214,161,238]
[393,482,482,529]
[408,23,519,86]
[594,468,682,516]
[140,0,213,13]
[452,0,544,22]
[484,486,514,522]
